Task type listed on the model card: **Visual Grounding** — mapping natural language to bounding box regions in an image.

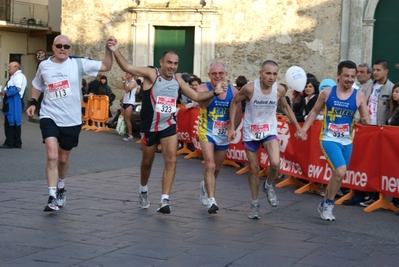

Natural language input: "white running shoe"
[138,192,150,209]
[199,181,208,206]
[318,201,335,221]
[123,135,134,142]
[207,197,219,214]
[262,182,279,207]
[56,188,67,207]
[248,203,260,219]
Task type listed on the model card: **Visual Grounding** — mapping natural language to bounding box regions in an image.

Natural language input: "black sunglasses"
[54,44,71,49]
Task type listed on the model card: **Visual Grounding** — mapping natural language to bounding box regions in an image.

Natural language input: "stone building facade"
[61,0,394,111]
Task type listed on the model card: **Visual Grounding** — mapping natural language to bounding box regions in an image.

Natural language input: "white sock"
[57,178,65,189]
[264,182,273,189]
[161,194,169,201]
[140,185,148,193]
[252,199,259,205]
[48,187,57,198]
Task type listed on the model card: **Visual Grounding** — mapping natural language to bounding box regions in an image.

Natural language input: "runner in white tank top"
[228,60,302,219]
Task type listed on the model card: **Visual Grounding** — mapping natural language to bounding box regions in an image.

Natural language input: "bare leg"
[325,165,346,200]
[263,139,280,186]
[159,134,178,195]
[45,137,60,187]
[245,149,260,200]
[140,143,156,187]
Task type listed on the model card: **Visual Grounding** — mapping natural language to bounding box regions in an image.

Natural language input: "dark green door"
[153,26,194,74]
[372,0,399,82]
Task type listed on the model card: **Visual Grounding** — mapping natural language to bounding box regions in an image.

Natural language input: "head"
[181,72,191,83]
[356,63,372,85]
[259,60,279,87]
[235,75,248,90]
[82,78,87,88]
[159,51,179,79]
[390,83,399,117]
[337,60,357,91]
[306,73,318,81]
[280,83,288,93]
[100,75,107,84]
[208,62,227,87]
[189,77,202,92]
[7,61,20,76]
[125,72,133,80]
[372,59,389,84]
[304,78,319,96]
[52,35,71,63]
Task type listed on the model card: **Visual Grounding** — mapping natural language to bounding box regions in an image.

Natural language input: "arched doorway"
[372,0,399,82]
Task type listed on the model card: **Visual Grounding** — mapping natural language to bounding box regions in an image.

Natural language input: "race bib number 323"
[48,80,71,100]
[155,96,176,114]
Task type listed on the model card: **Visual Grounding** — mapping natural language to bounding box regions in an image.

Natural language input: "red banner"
[176,107,399,198]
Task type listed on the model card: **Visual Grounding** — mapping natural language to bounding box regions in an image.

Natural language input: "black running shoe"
[157,199,171,214]
[44,196,59,212]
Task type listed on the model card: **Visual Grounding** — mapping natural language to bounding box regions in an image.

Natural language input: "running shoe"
[44,196,59,212]
[248,203,260,219]
[318,201,335,221]
[139,192,150,209]
[157,199,171,214]
[123,135,134,142]
[207,198,219,214]
[199,181,208,206]
[56,187,67,207]
[262,182,279,207]
[359,199,375,207]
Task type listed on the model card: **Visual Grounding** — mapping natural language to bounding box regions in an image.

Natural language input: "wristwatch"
[213,90,219,96]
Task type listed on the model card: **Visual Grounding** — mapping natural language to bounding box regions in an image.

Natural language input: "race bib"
[48,80,71,100]
[327,123,349,138]
[155,96,176,114]
[249,123,270,140]
[212,120,229,135]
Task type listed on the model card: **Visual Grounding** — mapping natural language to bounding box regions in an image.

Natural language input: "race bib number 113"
[48,80,71,100]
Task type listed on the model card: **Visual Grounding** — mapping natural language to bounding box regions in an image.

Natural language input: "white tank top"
[122,80,137,105]
[243,80,278,141]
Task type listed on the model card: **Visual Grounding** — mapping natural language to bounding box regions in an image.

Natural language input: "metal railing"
[0,0,49,27]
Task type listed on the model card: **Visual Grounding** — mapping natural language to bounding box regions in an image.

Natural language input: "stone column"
[347,0,364,64]
[132,21,151,67]
[340,0,351,61]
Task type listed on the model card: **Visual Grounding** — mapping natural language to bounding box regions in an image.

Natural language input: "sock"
[140,185,148,193]
[251,199,259,205]
[57,178,65,189]
[161,194,169,201]
[264,182,273,189]
[325,198,335,205]
[48,187,57,198]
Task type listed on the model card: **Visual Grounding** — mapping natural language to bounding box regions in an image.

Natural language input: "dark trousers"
[3,116,22,148]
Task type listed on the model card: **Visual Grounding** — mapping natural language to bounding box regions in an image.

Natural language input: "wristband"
[105,45,110,51]
[29,98,38,107]
[213,90,219,96]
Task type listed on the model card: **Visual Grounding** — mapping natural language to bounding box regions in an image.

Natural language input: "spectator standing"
[356,63,373,91]
[294,78,320,122]
[26,35,113,211]
[121,72,138,142]
[0,61,27,149]
[98,75,115,118]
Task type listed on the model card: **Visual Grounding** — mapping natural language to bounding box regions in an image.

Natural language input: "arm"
[122,77,137,94]
[278,85,301,133]
[26,87,42,117]
[227,84,250,142]
[299,88,329,139]
[107,36,156,80]
[357,91,371,125]
[177,75,225,102]
[99,46,113,72]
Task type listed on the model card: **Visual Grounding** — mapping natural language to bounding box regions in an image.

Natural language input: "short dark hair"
[161,50,178,59]
[337,60,357,74]
[235,75,248,88]
[189,77,202,85]
[261,60,278,69]
[373,59,389,70]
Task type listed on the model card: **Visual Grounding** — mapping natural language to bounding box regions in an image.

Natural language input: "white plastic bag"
[116,114,126,135]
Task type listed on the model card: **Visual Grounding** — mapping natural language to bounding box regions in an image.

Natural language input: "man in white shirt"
[0,61,27,149]
[26,35,113,212]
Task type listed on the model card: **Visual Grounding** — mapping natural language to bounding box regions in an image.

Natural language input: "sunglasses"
[54,44,71,49]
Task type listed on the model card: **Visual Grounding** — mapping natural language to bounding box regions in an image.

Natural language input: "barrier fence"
[81,95,110,133]
[175,106,399,213]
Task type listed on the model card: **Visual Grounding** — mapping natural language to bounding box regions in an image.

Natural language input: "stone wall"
[62,0,342,111]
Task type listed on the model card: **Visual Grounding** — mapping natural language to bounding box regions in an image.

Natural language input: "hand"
[214,82,226,95]
[295,130,307,141]
[227,127,236,143]
[26,106,35,118]
[106,36,119,52]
